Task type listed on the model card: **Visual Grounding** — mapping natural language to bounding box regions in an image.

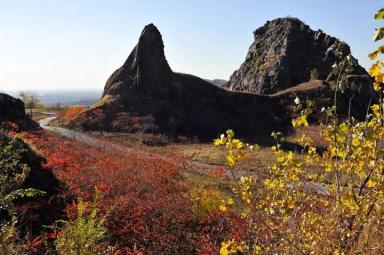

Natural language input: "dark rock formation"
[228,17,376,120]
[0,93,39,130]
[68,24,292,141]
[228,17,368,94]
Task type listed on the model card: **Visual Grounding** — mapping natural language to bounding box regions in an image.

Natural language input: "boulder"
[0,93,39,130]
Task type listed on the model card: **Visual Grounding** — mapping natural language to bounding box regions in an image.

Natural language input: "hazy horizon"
[0,0,381,90]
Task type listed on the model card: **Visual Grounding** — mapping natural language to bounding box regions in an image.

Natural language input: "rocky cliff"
[228,17,375,119]
[68,24,292,141]
[228,17,368,94]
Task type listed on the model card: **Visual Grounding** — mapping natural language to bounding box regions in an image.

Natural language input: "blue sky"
[0,0,381,90]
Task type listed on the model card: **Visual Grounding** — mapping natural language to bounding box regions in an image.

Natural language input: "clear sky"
[0,0,381,90]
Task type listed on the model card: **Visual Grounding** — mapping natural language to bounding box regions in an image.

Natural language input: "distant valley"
[5,89,102,106]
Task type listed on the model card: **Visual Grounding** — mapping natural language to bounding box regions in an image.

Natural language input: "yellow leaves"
[368,61,384,90]
[219,204,227,212]
[374,81,382,91]
[227,198,234,205]
[292,115,309,127]
[287,196,295,209]
[341,194,359,214]
[351,137,360,147]
[213,130,247,168]
[189,188,225,219]
[276,155,285,163]
[226,129,235,139]
[329,146,347,159]
[264,178,285,190]
[338,123,348,133]
[375,8,384,20]
[367,179,377,188]
[220,239,248,255]
[231,139,244,149]
[213,138,224,146]
[226,154,236,167]
[369,61,382,77]
[371,104,381,116]
[369,46,384,60]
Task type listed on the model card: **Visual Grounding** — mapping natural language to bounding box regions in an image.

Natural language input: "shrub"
[213,9,384,254]
[0,134,46,254]
[188,187,226,220]
[58,106,86,122]
[55,193,108,255]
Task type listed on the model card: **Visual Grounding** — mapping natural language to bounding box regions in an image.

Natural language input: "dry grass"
[85,131,286,174]
[286,125,328,148]
[84,125,328,178]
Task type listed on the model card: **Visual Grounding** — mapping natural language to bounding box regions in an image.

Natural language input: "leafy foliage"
[0,134,46,254]
[214,9,384,254]
[24,131,200,253]
[55,192,107,255]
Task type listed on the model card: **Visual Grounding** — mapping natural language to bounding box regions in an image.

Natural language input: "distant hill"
[205,79,229,87]
[5,90,102,106]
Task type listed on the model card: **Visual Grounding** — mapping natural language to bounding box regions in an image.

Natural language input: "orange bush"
[59,106,86,121]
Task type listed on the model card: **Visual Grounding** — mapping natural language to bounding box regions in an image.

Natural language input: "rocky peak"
[103,23,172,97]
[129,23,171,72]
[228,17,367,95]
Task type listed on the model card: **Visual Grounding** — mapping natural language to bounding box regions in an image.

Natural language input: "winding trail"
[38,115,330,195]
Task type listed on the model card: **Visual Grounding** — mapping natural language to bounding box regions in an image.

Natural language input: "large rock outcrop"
[228,17,367,94]
[68,24,292,141]
[228,17,376,119]
[0,93,39,130]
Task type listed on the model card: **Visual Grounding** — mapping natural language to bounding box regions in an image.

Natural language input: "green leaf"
[374,27,384,42]
[375,8,384,20]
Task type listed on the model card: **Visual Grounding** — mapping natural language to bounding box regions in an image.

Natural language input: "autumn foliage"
[58,106,86,122]
[20,130,241,254]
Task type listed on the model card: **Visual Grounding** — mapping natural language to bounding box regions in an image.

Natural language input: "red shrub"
[21,131,248,254]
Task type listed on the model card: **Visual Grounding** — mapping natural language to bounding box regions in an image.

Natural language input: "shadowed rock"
[0,93,39,130]
[68,24,292,141]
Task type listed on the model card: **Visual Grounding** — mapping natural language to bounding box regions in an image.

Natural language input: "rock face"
[228,17,368,94]
[0,93,39,130]
[68,24,292,141]
[228,17,375,119]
